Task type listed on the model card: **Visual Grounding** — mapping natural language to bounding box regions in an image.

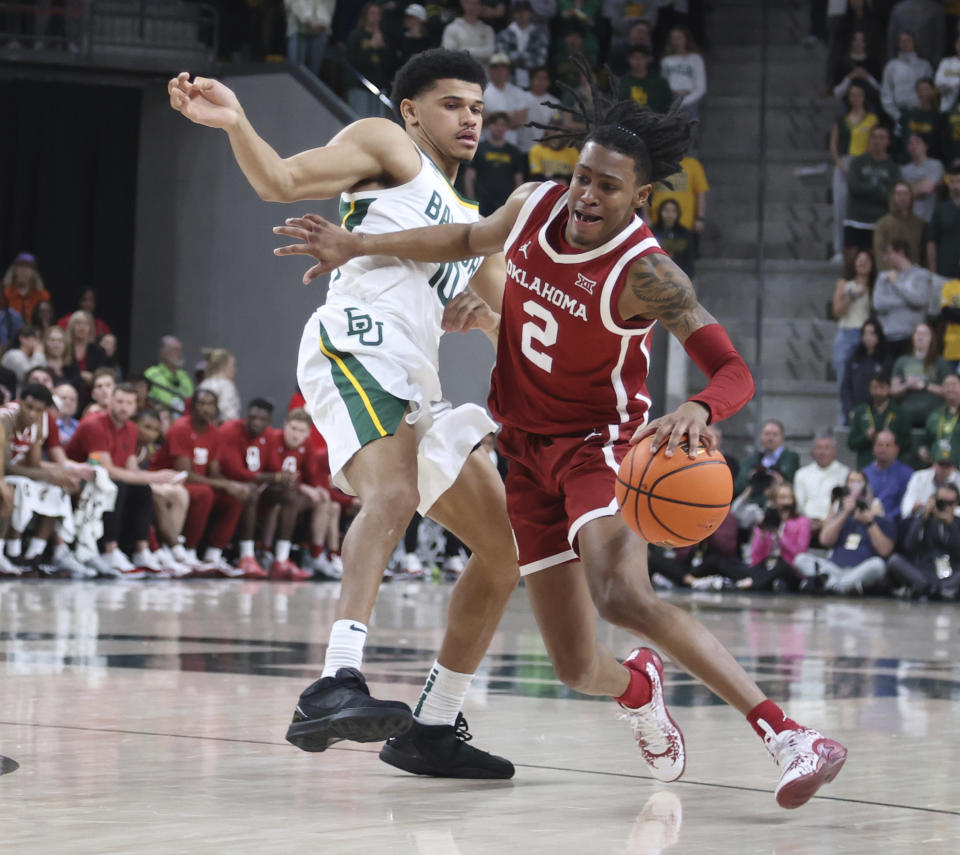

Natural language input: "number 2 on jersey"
[520,300,557,372]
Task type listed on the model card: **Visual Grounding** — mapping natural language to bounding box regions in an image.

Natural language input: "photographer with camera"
[793,470,894,595]
[900,440,960,519]
[733,420,801,509]
[735,484,811,592]
[886,483,960,599]
[730,466,776,534]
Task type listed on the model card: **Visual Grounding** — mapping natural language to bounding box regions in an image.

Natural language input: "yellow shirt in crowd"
[528,143,580,181]
[942,278,960,361]
[651,155,710,229]
[846,112,878,157]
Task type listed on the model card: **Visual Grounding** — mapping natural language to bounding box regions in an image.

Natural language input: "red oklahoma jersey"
[218,419,272,482]
[288,391,327,454]
[489,182,665,436]
[264,427,319,486]
[150,415,219,475]
[1,402,59,464]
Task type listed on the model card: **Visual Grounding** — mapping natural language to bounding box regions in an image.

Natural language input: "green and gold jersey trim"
[317,323,407,445]
[339,197,376,231]
[420,151,479,211]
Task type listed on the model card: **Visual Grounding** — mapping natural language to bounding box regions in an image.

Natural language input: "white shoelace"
[619,703,670,754]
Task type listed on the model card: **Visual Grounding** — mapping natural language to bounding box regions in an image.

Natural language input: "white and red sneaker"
[177,547,219,576]
[154,546,192,578]
[760,722,848,809]
[237,555,268,579]
[208,557,245,578]
[618,647,686,782]
[269,558,312,581]
[102,549,147,580]
[132,548,171,579]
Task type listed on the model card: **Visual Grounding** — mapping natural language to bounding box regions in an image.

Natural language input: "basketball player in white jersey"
[168,50,518,777]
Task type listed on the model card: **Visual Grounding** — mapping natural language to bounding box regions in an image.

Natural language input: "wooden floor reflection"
[1,579,958,854]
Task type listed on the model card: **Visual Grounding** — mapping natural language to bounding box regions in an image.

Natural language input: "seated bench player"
[287,390,357,577]
[148,388,255,575]
[216,397,308,579]
[66,383,185,577]
[260,407,341,578]
[134,408,192,575]
[18,366,102,576]
[0,383,89,576]
[21,365,73,469]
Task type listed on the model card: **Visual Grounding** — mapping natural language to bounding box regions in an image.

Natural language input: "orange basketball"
[615,434,733,547]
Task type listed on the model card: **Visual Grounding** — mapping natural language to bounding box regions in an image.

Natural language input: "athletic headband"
[604,124,653,180]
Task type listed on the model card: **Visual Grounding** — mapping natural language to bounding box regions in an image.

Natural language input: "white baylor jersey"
[329,146,484,363]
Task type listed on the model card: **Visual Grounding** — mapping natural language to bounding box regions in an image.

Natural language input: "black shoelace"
[453,714,473,743]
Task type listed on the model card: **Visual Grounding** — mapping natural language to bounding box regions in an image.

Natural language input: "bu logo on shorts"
[345,307,383,347]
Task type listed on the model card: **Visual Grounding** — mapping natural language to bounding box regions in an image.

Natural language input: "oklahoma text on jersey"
[489,181,666,438]
[504,257,590,322]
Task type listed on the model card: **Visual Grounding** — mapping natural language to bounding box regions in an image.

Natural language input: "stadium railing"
[0,0,217,66]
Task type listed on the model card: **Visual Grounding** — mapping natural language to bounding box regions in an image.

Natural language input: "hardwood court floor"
[1,579,958,854]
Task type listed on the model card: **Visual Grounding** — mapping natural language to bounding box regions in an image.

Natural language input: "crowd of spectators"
[223,1,710,215]
[27,4,960,603]
[651,414,960,602]
[0,250,475,582]
[1,1,716,587]
[821,1,960,473]
[707,3,960,609]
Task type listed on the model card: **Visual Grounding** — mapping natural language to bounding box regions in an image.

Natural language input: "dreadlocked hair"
[526,54,694,186]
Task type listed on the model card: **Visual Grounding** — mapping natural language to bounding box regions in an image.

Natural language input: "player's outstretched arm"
[622,252,755,457]
[168,72,409,202]
[273,183,540,284]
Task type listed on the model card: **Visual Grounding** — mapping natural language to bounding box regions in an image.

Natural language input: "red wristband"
[682,324,755,423]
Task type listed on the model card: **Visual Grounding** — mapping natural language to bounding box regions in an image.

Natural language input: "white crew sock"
[5,539,21,558]
[275,540,291,562]
[53,542,69,560]
[413,660,475,726]
[239,540,255,559]
[204,547,222,563]
[320,619,367,678]
[25,537,47,560]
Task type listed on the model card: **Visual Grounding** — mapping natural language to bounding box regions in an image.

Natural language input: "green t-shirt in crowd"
[847,400,913,468]
[617,72,673,113]
[892,354,950,427]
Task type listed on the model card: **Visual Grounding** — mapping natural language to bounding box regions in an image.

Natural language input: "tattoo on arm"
[627,253,715,339]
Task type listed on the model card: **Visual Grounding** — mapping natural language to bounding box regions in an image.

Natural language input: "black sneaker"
[285,667,413,752]
[379,713,515,779]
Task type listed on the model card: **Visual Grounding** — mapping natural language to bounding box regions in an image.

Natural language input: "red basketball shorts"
[498,422,639,575]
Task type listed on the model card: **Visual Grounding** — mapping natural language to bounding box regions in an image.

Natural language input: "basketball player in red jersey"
[275,88,849,807]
